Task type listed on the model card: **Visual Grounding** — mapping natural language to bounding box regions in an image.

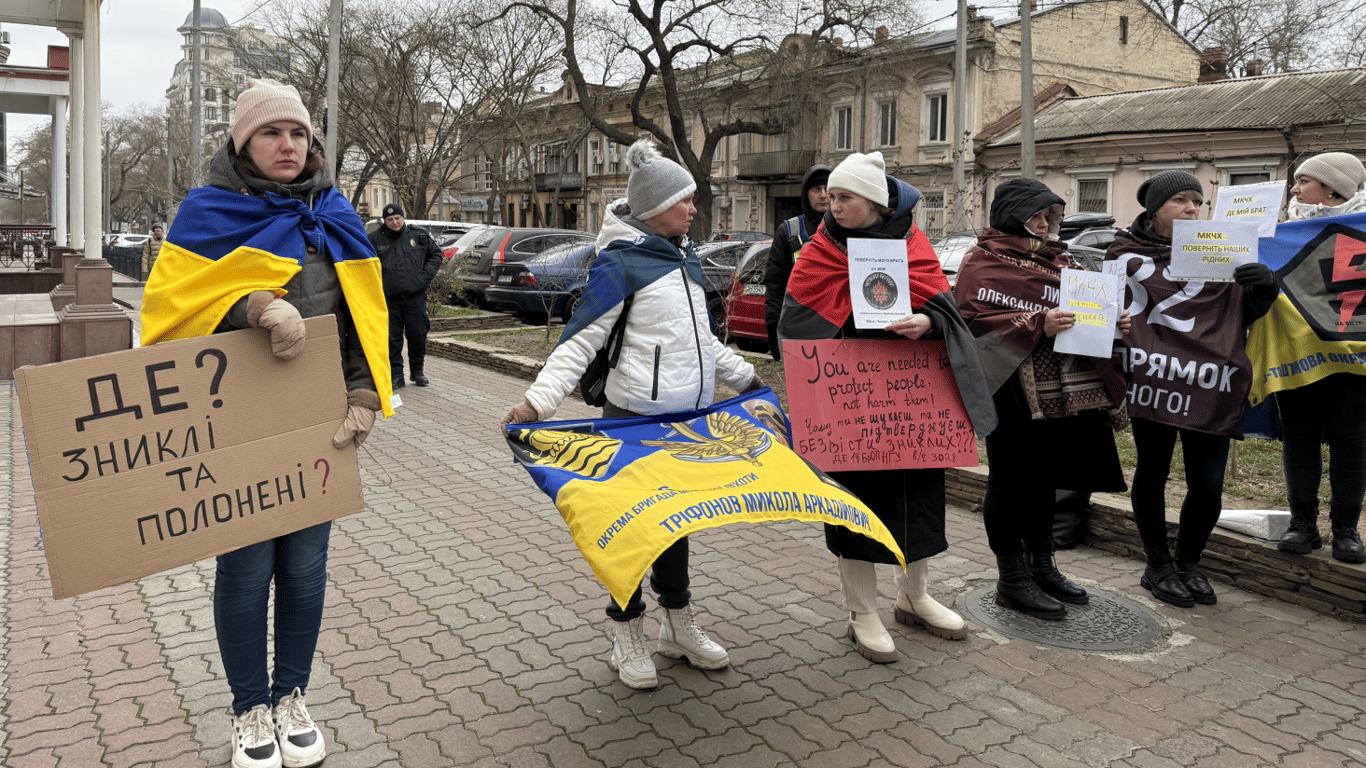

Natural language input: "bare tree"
[484,0,920,237]
[1147,0,1363,73]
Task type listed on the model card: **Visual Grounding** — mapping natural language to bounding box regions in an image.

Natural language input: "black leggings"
[1277,374,1366,520]
[1129,418,1230,565]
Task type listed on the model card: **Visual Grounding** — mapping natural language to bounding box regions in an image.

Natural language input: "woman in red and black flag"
[779,151,996,662]
[1106,171,1279,607]
[954,178,1131,621]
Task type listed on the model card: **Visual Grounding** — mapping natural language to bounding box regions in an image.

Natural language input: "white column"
[83,0,102,260]
[69,36,84,250]
[51,95,68,246]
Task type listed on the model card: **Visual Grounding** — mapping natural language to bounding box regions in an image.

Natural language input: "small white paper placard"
[1213,181,1285,238]
[1170,219,1261,282]
[848,238,913,329]
[1054,268,1121,357]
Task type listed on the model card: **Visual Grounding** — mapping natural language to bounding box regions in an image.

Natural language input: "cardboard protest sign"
[781,337,978,471]
[1213,180,1285,238]
[1054,268,1122,357]
[15,316,360,599]
[1170,218,1261,281]
[848,239,913,329]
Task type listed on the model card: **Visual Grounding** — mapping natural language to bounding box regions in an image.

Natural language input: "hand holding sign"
[1054,268,1122,357]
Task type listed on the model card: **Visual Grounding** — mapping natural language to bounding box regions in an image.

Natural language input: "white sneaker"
[608,616,659,689]
[230,704,281,768]
[658,605,730,669]
[848,612,899,663]
[273,688,325,768]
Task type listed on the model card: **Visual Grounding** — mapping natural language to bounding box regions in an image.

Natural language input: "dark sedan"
[484,241,598,322]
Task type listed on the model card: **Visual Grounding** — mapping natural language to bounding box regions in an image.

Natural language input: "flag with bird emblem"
[504,388,901,608]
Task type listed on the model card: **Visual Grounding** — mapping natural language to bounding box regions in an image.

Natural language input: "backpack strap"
[784,215,805,252]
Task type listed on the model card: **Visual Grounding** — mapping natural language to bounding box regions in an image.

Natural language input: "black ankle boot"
[1331,507,1366,563]
[1279,505,1322,554]
[1141,563,1194,607]
[1174,561,1216,604]
[995,552,1067,620]
[1027,547,1089,605]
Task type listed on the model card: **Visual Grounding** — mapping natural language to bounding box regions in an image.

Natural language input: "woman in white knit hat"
[779,151,997,662]
[502,139,763,691]
[142,78,392,768]
[1274,152,1366,563]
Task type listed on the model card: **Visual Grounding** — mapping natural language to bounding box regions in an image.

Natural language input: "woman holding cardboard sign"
[954,178,1130,621]
[779,151,996,661]
[1106,171,1278,608]
[141,80,391,768]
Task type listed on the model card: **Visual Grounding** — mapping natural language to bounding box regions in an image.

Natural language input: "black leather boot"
[995,552,1067,620]
[1278,505,1321,554]
[1331,507,1366,564]
[1027,546,1089,604]
[1174,561,1217,604]
[1141,563,1194,607]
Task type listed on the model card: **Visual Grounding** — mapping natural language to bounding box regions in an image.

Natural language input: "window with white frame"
[834,106,853,151]
[918,189,947,241]
[925,92,948,144]
[204,105,218,122]
[474,155,492,191]
[877,100,898,147]
[1063,169,1113,213]
[589,139,603,176]
[1215,159,1277,188]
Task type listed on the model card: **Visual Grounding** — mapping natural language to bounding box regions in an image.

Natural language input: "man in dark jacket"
[369,203,442,388]
[762,164,829,360]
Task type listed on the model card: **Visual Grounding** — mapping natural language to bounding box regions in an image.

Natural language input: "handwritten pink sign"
[781,338,980,472]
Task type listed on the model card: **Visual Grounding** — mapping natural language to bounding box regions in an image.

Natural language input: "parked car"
[707,231,770,243]
[932,230,981,287]
[1066,227,1118,250]
[1067,244,1107,272]
[437,228,491,270]
[696,240,752,297]
[485,241,598,321]
[718,241,774,351]
[1059,212,1117,250]
[453,227,596,307]
[363,218,478,241]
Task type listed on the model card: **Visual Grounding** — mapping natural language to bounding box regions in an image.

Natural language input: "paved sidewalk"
[3,354,1366,767]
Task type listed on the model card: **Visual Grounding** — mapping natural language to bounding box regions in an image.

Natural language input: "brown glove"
[741,373,766,394]
[246,290,306,360]
[332,389,382,449]
[500,399,539,429]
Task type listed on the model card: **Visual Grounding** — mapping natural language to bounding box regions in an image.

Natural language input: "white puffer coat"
[1286,188,1366,221]
[524,203,755,419]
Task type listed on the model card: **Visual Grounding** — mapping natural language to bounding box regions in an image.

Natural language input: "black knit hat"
[382,203,404,219]
[1137,171,1203,216]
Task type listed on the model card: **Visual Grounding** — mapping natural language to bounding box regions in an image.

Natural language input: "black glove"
[1233,263,1276,290]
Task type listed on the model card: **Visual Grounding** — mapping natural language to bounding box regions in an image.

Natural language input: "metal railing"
[0,225,56,269]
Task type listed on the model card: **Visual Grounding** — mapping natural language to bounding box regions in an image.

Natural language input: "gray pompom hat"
[625,139,697,221]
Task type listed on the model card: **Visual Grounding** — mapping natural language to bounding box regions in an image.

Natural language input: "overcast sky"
[4,0,968,164]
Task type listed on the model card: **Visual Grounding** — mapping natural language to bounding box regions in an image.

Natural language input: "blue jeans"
[214,521,331,714]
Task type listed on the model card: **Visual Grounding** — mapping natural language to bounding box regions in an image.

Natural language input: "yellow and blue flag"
[141,185,392,415]
[505,388,903,608]
[1247,213,1366,405]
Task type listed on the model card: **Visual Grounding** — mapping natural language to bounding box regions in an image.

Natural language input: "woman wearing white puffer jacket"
[502,139,762,691]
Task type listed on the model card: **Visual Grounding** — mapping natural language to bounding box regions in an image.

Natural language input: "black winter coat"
[370,225,442,300]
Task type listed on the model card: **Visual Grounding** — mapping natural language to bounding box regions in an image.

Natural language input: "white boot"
[895,558,967,640]
[608,616,658,689]
[839,558,899,663]
[658,605,730,669]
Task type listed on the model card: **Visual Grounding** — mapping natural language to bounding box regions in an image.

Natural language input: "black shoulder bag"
[578,294,634,406]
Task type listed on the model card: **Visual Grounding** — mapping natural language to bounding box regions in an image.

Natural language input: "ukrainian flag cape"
[505,388,903,609]
[556,233,706,346]
[1247,213,1366,405]
[141,185,393,415]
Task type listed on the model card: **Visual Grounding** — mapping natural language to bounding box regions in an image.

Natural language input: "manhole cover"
[959,585,1164,651]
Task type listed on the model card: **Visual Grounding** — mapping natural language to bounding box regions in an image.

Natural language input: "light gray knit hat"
[625,139,696,221]
[1296,152,1366,200]
[827,151,890,206]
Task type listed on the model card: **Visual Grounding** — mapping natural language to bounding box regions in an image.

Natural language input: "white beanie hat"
[625,139,697,221]
[1296,152,1366,200]
[827,151,889,207]
[232,78,313,153]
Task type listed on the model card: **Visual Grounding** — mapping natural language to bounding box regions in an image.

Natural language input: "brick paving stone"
[8,352,1366,767]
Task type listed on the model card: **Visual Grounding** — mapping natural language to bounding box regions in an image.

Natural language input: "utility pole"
[325,0,341,176]
[190,0,203,187]
[1019,0,1035,177]
[166,113,176,230]
[952,0,968,232]
[103,130,110,232]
